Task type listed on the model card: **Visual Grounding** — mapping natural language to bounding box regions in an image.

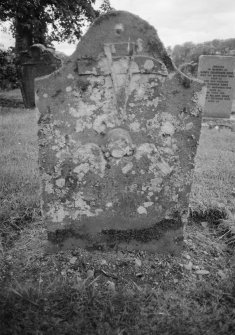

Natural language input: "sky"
[0,0,235,55]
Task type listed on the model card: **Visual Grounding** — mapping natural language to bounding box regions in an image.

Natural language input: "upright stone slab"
[20,44,62,108]
[179,62,198,78]
[198,55,235,118]
[36,11,206,253]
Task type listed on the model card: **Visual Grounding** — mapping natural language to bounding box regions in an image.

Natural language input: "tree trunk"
[15,17,33,55]
[15,17,34,108]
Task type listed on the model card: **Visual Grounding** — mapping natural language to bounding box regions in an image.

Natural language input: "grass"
[0,107,40,245]
[0,279,234,335]
[190,126,235,214]
[0,108,235,334]
[0,89,24,108]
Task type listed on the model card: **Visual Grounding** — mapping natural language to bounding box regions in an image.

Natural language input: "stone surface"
[198,55,235,118]
[195,269,210,275]
[179,62,198,78]
[20,44,62,108]
[36,11,206,254]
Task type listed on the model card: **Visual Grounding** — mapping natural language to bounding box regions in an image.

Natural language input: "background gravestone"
[36,11,206,254]
[20,44,62,108]
[198,55,235,118]
[179,62,198,78]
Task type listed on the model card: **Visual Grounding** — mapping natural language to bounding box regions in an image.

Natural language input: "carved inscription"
[200,65,234,103]
[198,55,235,118]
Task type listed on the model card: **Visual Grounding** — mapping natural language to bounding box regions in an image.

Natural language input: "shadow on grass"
[0,278,234,335]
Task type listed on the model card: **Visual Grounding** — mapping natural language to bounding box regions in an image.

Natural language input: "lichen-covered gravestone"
[36,11,206,253]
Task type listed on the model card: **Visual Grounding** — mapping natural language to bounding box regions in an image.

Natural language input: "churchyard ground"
[0,106,235,334]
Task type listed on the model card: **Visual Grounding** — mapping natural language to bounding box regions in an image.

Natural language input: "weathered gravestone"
[20,44,62,108]
[36,11,206,253]
[198,55,235,118]
[179,62,198,78]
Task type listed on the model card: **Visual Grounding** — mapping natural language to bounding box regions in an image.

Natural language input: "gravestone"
[20,44,62,108]
[198,55,235,118]
[179,62,198,78]
[36,11,206,254]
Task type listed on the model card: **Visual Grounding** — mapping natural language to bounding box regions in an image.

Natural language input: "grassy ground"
[0,107,235,334]
[190,126,235,213]
[0,107,40,246]
[0,89,24,108]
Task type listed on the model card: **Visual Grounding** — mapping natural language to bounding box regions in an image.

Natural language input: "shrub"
[0,48,19,90]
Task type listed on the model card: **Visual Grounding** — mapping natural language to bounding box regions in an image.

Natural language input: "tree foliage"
[172,38,235,66]
[0,0,112,52]
[0,48,19,90]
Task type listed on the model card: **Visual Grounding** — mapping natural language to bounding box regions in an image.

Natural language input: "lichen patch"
[137,206,147,215]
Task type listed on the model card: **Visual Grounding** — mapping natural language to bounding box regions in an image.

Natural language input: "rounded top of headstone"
[71,10,174,72]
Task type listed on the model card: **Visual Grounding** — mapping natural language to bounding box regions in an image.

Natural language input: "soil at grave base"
[47,218,183,255]
[0,219,234,292]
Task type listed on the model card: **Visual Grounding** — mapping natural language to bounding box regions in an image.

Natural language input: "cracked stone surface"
[36,10,206,254]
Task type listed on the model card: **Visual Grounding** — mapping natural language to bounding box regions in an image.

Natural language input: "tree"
[0,0,112,55]
[99,0,113,13]
[0,0,112,106]
[172,38,235,67]
[171,42,195,66]
[166,46,172,56]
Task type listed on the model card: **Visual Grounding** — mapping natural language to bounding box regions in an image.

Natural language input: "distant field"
[0,89,24,108]
[0,107,235,231]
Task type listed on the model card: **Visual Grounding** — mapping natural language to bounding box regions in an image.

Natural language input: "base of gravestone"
[45,217,184,255]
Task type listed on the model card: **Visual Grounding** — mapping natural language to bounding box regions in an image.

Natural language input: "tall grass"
[0,108,40,241]
[191,127,235,213]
